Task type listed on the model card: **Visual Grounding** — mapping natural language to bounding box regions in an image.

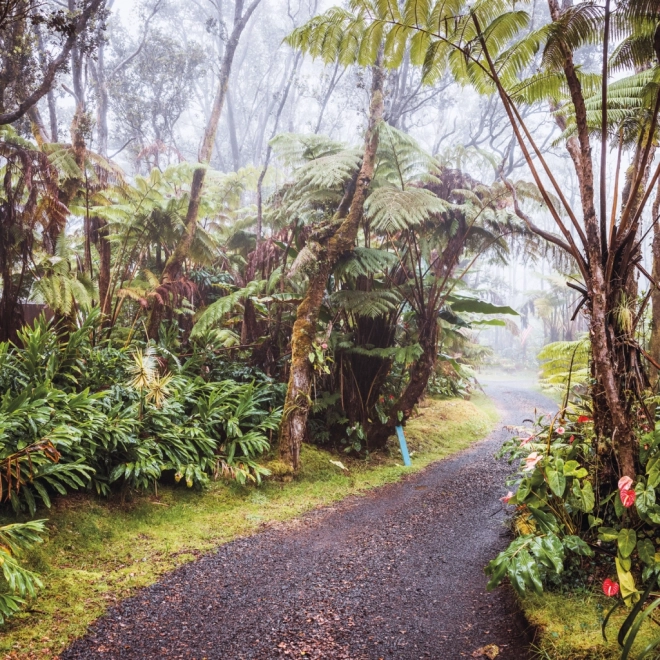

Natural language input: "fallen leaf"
[329,460,348,471]
[472,644,499,659]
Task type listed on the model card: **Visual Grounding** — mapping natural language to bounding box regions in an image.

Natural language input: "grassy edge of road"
[1,393,498,659]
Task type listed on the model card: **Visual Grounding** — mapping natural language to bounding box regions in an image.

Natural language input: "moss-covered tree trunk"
[279,65,384,471]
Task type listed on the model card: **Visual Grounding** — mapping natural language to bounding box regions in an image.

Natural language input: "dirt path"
[62,375,555,660]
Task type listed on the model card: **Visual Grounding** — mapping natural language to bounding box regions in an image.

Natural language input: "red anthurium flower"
[603,579,619,597]
[577,415,592,423]
[618,476,633,492]
[620,489,636,508]
[569,435,575,444]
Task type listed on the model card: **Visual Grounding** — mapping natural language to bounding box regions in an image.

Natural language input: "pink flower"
[620,489,636,508]
[520,436,532,447]
[603,579,619,597]
[500,491,514,504]
[577,415,592,423]
[618,476,634,492]
[389,395,394,400]
[523,452,542,472]
[556,426,565,435]
[321,342,328,350]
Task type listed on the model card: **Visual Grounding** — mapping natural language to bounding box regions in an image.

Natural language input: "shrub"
[0,312,282,514]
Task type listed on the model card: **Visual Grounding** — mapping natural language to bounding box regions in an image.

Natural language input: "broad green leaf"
[447,297,518,316]
[528,506,558,533]
[598,527,619,542]
[546,466,566,497]
[563,460,588,478]
[636,483,656,516]
[564,535,594,557]
[572,480,595,512]
[618,528,637,559]
[517,478,531,501]
[616,557,639,605]
[638,539,656,566]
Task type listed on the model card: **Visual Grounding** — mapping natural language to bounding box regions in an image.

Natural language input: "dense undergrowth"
[488,339,660,659]
[0,394,496,659]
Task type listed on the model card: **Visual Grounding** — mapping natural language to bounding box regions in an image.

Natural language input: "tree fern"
[191,280,267,337]
[537,336,591,391]
[333,247,398,279]
[365,186,447,232]
[330,289,402,317]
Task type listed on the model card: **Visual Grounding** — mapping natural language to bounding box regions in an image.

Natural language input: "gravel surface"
[62,375,555,660]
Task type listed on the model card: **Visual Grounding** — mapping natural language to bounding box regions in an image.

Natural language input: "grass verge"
[1,393,497,659]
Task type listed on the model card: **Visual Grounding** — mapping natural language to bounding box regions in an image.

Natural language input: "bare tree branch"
[0,0,104,126]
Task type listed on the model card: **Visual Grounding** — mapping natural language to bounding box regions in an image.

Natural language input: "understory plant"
[0,311,282,514]
[488,391,660,657]
[0,519,47,624]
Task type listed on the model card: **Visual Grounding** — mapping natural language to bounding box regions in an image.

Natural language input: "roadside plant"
[0,519,48,624]
[487,412,598,595]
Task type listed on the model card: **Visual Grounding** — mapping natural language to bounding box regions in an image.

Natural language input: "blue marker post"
[395,425,412,466]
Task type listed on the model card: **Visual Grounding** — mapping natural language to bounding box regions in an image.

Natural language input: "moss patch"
[1,394,497,659]
[522,589,660,659]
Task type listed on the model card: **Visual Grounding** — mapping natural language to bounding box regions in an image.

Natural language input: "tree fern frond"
[366,186,447,232]
[334,247,398,279]
[192,280,267,337]
[330,288,402,317]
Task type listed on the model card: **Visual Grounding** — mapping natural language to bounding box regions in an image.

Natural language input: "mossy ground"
[1,393,497,659]
[522,590,660,659]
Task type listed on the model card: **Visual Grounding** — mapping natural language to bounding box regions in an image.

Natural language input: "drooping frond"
[542,3,604,71]
[270,133,346,166]
[330,288,402,317]
[334,247,399,279]
[191,280,267,337]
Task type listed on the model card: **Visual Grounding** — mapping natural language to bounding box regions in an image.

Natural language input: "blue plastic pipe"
[395,425,412,466]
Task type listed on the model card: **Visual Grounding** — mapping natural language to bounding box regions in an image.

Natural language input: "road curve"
[62,374,555,660]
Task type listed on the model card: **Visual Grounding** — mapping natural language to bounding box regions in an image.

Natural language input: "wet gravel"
[62,375,555,660]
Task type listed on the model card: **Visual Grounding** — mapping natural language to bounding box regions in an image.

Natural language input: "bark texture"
[278,65,384,471]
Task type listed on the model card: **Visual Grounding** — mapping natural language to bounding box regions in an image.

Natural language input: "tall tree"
[277,61,384,471]
[289,0,660,481]
[146,0,262,338]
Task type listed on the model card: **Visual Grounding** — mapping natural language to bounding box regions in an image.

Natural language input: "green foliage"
[538,336,591,392]
[0,520,47,624]
[0,312,281,514]
[487,411,601,596]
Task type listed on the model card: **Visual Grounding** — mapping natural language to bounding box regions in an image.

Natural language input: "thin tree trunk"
[649,179,660,383]
[146,0,262,338]
[278,63,384,471]
[256,52,301,243]
[226,88,241,171]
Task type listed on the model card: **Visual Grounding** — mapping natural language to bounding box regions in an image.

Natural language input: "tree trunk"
[226,88,241,171]
[650,180,660,383]
[256,52,301,244]
[278,64,384,471]
[146,0,262,338]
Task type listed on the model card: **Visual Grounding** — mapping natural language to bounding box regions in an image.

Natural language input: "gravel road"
[62,374,555,660]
